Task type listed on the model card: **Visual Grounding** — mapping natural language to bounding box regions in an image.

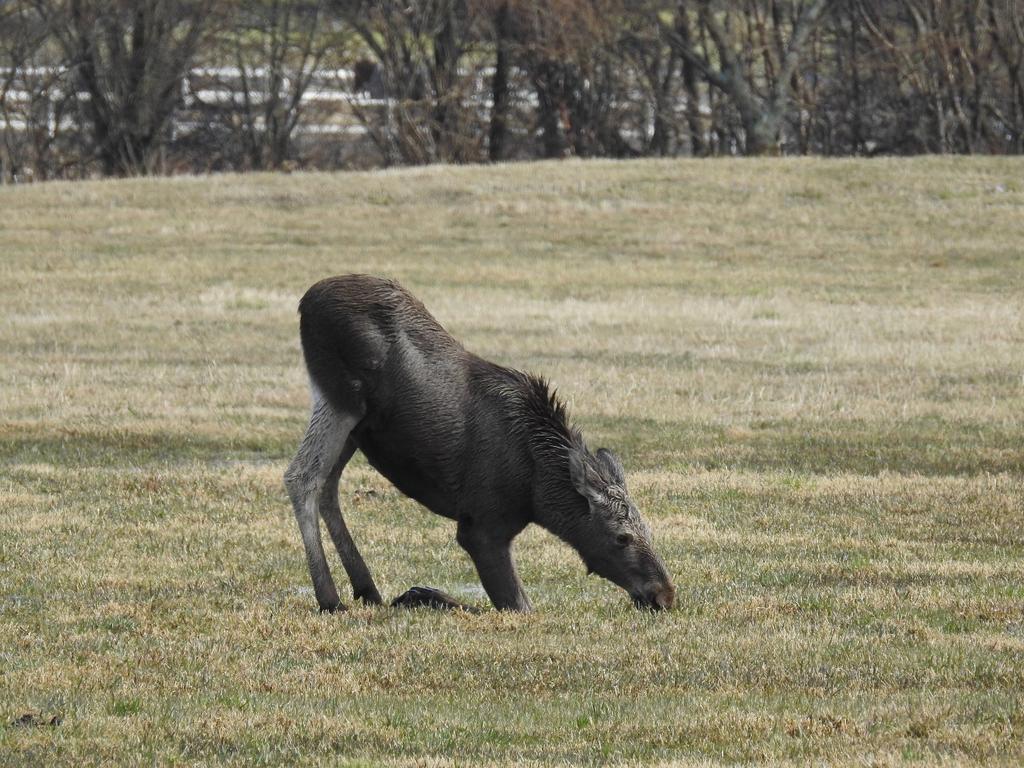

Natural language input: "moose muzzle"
[632,579,676,611]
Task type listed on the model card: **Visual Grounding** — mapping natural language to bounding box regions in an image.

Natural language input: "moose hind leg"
[319,439,383,605]
[284,395,359,612]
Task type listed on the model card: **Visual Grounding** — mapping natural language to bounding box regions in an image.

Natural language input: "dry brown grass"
[1,157,1022,765]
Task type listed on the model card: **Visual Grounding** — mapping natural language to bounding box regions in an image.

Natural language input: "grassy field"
[1,157,1022,766]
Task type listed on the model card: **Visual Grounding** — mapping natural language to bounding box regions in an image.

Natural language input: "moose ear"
[595,448,626,488]
[568,448,604,505]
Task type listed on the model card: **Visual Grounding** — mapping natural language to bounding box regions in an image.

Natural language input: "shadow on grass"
[0,422,294,467]
[3,417,1022,476]
[588,416,1024,476]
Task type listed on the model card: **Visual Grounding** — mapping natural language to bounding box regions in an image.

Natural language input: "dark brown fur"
[284,274,675,612]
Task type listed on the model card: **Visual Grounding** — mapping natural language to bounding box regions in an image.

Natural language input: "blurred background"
[2,0,1023,181]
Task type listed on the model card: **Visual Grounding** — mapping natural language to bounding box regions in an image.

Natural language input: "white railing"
[0,64,388,135]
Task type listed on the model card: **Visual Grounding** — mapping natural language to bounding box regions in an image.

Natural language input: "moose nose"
[634,581,676,611]
[650,582,675,610]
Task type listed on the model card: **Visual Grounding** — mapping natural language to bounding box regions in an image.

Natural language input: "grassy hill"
[1,158,1022,765]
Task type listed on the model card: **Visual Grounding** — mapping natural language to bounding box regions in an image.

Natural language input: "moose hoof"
[354,587,384,606]
[318,602,346,614]
[391,586,479,613]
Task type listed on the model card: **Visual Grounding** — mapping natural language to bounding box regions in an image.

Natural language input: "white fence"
[0,65,389,137]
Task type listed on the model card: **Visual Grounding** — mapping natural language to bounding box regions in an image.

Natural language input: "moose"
[284,274,675,612]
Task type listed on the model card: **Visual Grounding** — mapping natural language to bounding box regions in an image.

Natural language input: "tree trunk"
[676,10,705,156]
[745,111,782,155]
[533,61,567,158]
[849,9,863,154]
[488,3,511,162]
[431,5,457,161]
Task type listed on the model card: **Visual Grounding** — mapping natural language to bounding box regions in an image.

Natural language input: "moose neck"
[530,457,590,542]
[498,372,592,540]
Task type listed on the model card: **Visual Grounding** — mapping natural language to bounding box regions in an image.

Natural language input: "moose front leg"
[456,521,532,612]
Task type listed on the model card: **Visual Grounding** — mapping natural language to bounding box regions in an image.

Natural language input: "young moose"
[284,275,675,612]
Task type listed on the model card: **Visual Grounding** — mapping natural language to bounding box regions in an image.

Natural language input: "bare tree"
[4,0,1024,177]
[663,0,832,154]
[336,0,483,164]
[0,3,76,180]
[988,0,1024,152]
[486,0,513,160]
[855,0,1024,155]
[514,1,642,158]
[619,4,683,155]
[42,0,215,175]
[202,0,341,170]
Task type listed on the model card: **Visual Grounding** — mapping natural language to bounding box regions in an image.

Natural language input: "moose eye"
[616,532,634,547]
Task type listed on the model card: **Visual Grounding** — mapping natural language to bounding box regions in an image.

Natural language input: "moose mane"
[486,368,584,462]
